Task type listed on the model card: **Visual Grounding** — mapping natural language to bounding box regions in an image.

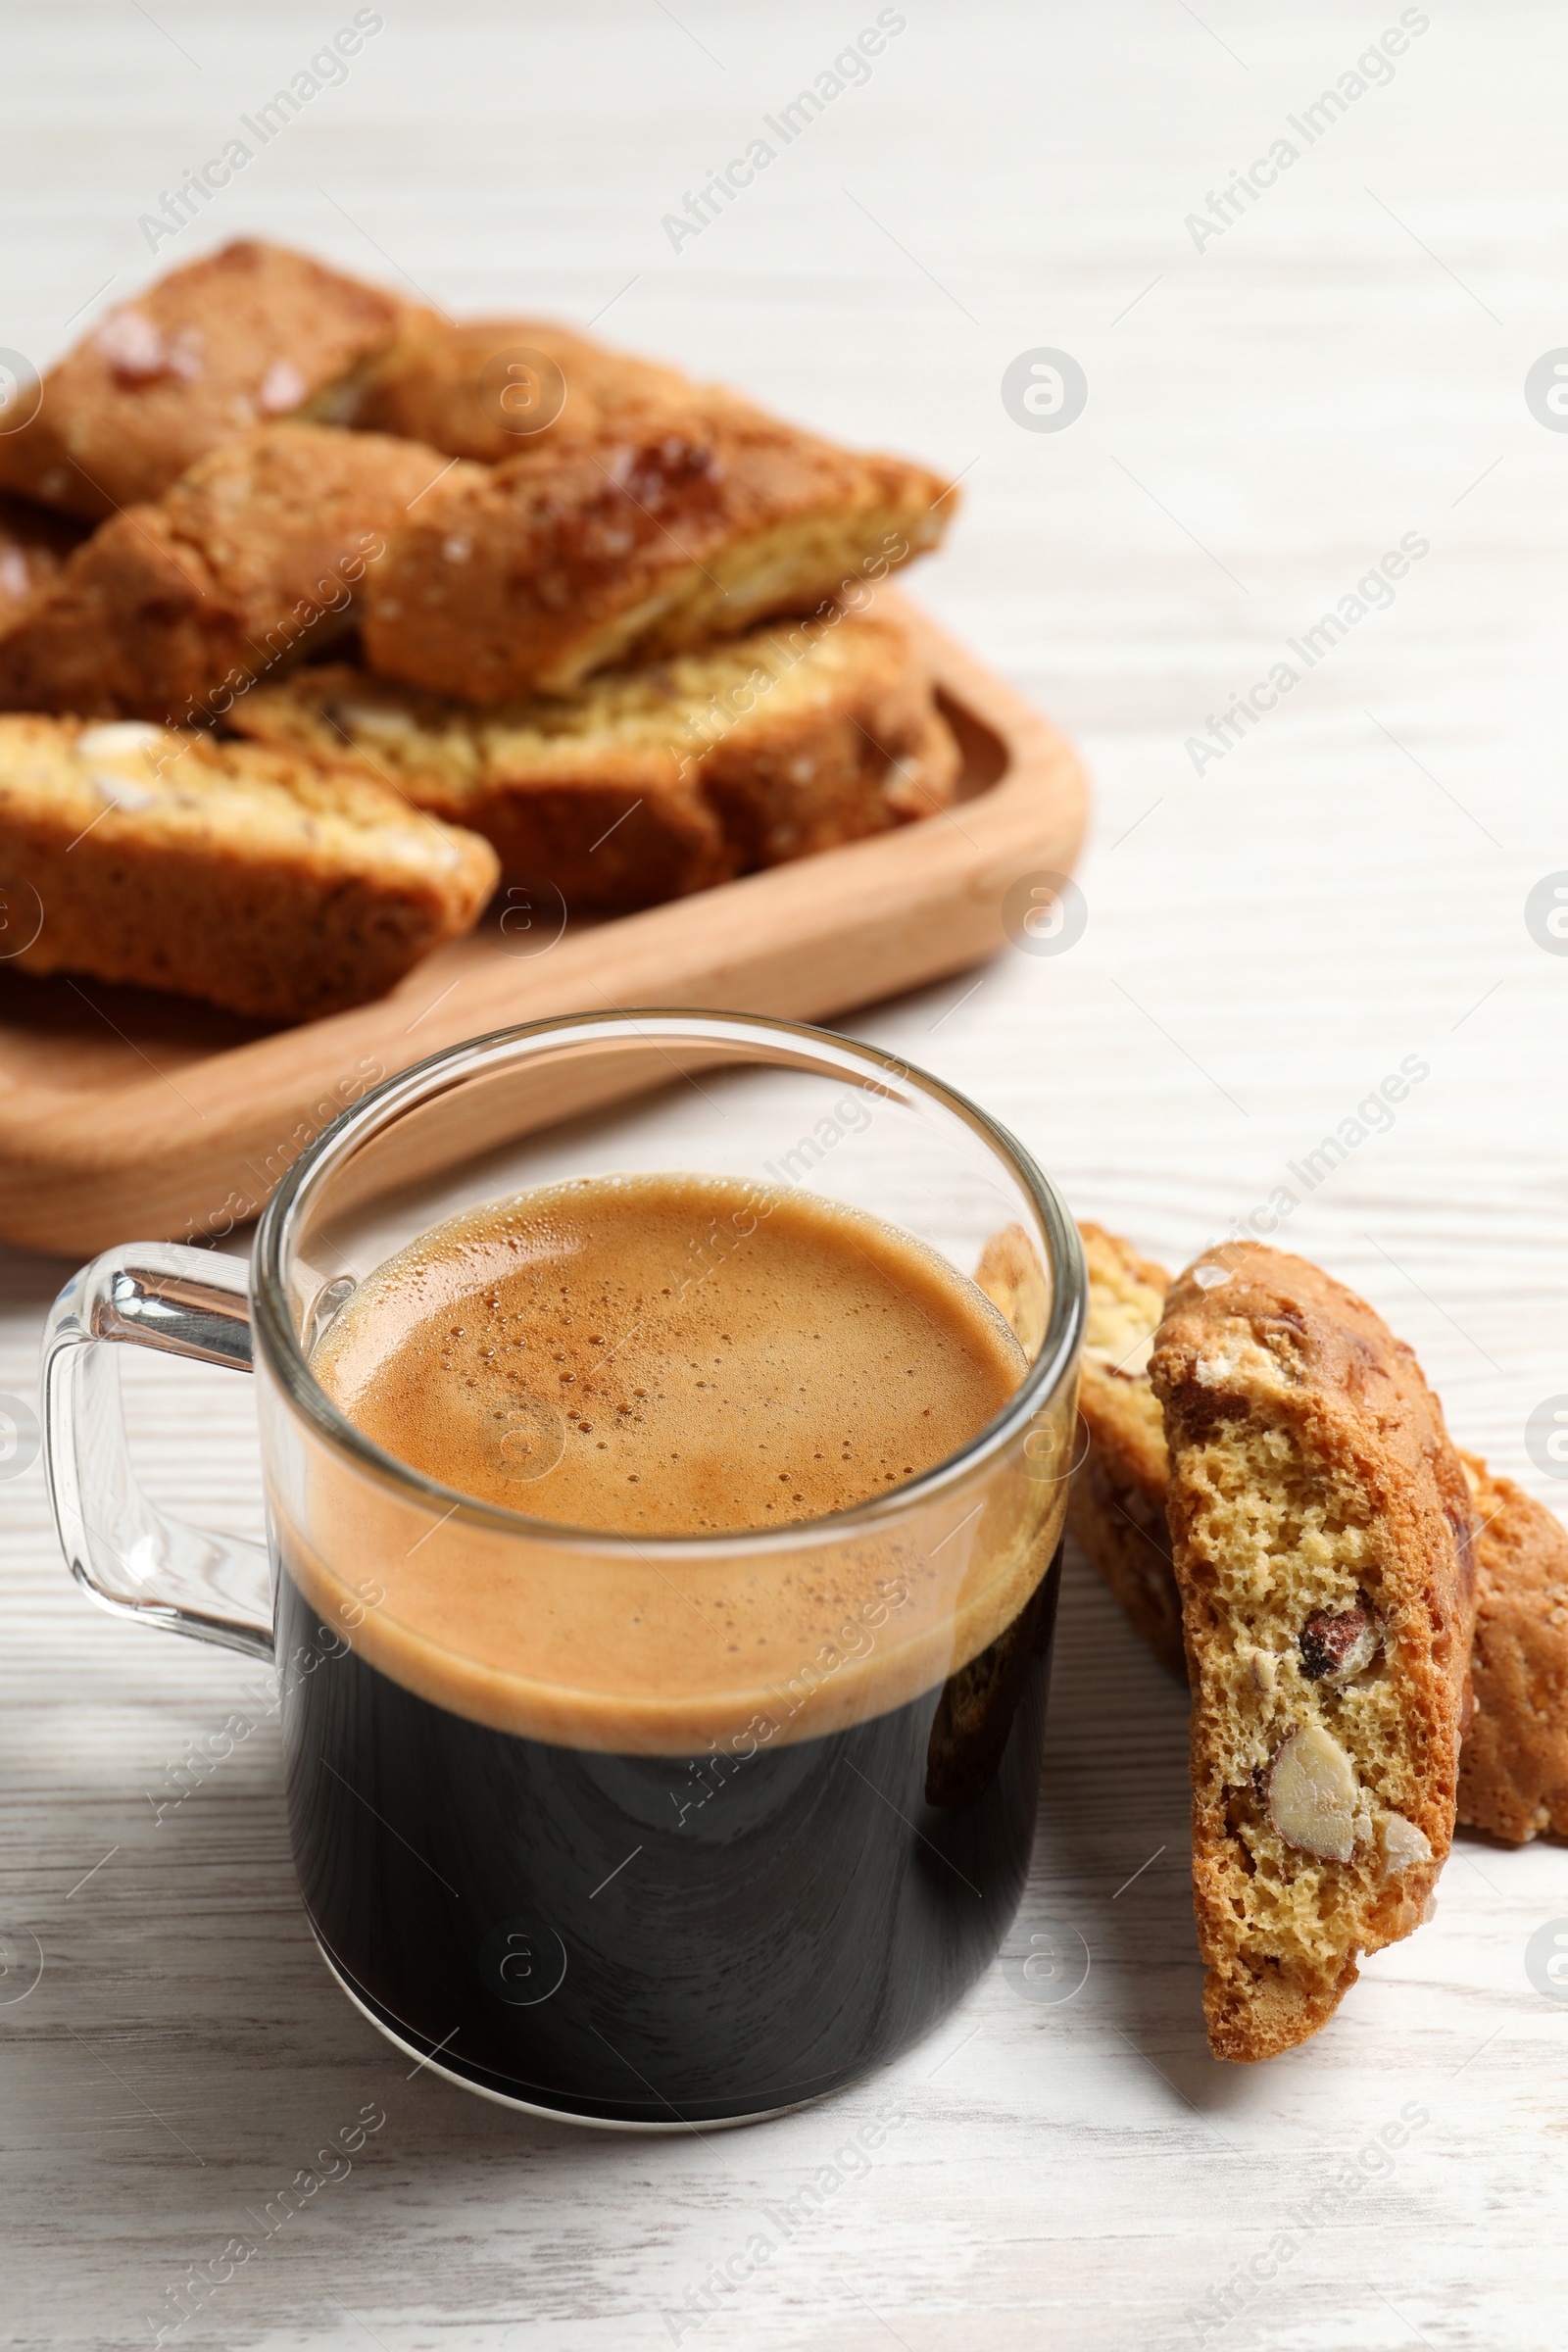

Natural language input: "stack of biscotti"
[1030,1221,1568,2063]
[0,240,962,1008]
[257,304,963,903]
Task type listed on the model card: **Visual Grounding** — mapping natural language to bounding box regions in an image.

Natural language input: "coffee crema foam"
[275,1174,1070,1751]
[311,1172,1025,1535]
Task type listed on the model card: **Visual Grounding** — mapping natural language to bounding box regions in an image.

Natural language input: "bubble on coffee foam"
[497,1395,565,1482]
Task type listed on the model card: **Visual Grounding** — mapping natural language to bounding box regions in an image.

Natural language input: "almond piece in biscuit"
[1150,1241,1475,2063]
[0,493,88,631]
[0,714,498,1023]
[348,313,691,463]
[0,423,453,724]
[0,241,407,520]
[228,610,958,910]
[361,390,953,699]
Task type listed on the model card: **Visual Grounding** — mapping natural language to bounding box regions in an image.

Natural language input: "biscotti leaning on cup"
[1066,1223,1186,1676]
[0,422,454,725]
[228,608,959,911]
[0,715,498,1023]
[0,240,408,519]
[1147,1242,1476,2063]
[1069,1224,1568,1853]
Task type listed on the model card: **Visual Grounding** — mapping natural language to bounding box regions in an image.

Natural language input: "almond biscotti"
[361,388,953,698]
[348,313,690,462]
[1150,1242,1475,2062]
[0,715,497,1023]
[1069,1225,1568,1850]
[0,494,87,631]
[0,241,405,519]
[0,422,451,725]
[1065,1223,1186,1677]
[228,610,959,911]
[1457,1453,1568,1843]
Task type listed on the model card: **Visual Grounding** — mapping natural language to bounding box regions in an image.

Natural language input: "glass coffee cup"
[41,1011,1085,2129]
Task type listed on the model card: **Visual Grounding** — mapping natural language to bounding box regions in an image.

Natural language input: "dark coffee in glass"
[273,1171,1068,2123]
[276,1552,1059,2125]
[48,1012,1083,2128]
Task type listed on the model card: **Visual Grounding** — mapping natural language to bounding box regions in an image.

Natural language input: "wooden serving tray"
[0,595,1087,1258]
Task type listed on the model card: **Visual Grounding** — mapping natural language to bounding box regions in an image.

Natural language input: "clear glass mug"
[41,1011,1085,2130]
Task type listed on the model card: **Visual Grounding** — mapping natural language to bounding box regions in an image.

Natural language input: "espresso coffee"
[276,1175,1063,2122]
[310,1172,1025,1532]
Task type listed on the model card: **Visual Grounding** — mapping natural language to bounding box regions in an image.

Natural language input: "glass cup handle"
[40,1243,274,1660]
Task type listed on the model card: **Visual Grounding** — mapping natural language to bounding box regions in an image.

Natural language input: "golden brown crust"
[0,494,87,631]
[696,675,956,871]
[0,423,452,724]
[361,390,953,698]
[0,713,497,1023]
[348,313,691,462]
[0,241,406,520]
[226,611,958,911]
[1066,1224,1185,1674]
[1152,1242,1474,2062]
[1458,1453,1568,1842]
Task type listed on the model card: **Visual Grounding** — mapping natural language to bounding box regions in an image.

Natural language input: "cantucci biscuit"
[1066,1223,1185,1676]
[1457,1453,1568,1844]
[0,714,497,1022]
[0,241,406,518]
[1067,1225,1565,1852]
[0,422,451,724]
[1150,1242,1474,2062]
[361,388,953,698]
[228,610,959,910]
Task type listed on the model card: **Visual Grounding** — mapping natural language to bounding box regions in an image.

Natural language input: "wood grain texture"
[4,4,1568,2349]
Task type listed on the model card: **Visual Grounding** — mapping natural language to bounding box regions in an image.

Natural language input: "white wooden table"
[5,4,1568,2345]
